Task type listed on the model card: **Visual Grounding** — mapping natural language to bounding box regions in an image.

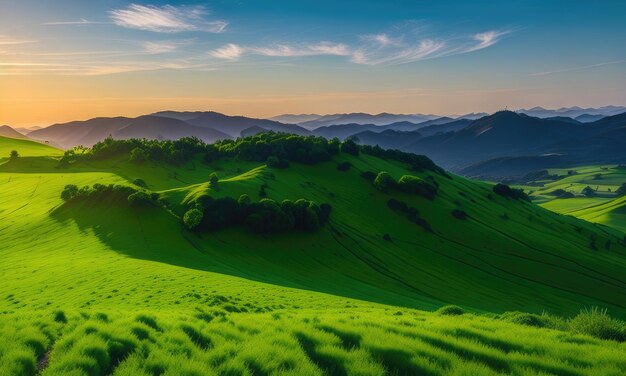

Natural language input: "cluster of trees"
[387,198,432,232]
[492,183,531,202]
[373,172,438,200]
[56,132,447,178]
[184,194,331,234]
[60,183,159,206]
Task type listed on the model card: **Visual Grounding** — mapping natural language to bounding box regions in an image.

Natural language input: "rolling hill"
[0,135,62,158]
[0,125,28,140]
[1,133,626,374]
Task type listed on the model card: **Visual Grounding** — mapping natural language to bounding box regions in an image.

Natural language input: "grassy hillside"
[1,135,625,375]
[0,135,62,159]
[517,165,626,233]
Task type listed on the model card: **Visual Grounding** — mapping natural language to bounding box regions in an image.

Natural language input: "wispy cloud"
[529,60,626,77]
[0,35,37,45]
[42,19,105,26]
[109,4,227,33]
[212,25,511,66]
[251,42,351,57]
[209,43,244,60]
[142,40,189,54]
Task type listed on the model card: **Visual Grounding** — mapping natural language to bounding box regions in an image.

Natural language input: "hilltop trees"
[187,194,331,234]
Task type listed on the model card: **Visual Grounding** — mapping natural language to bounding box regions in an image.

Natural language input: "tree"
[209,173,219,190]
[60,184,79,201]
[340,139,359,156]
[183,209,203,230]
[582,186,596,197]
[616,183,626,197]
[397,175,437,200]
[373,172,395,192]
[9,150,18,159]
[129,147,147,163]
[128,191,152,206]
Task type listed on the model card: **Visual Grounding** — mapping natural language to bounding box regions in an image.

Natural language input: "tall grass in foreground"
[1,306,625,376]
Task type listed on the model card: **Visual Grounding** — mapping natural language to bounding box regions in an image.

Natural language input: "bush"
[582,186,595,197]
[360,171,376,181]
[451,209,467,220]
[337,161,352,171]
[493,183,530,202]
[127,191,152,206]
[340,139,359,156]
[209,173,219,190]
[500,311,546,328]
[183,209,203,230]
[9,150,18,159]
[132,178,147,188]
[436,305,465,316]
[397,175,437,200]
[129,147,148,163]
[615,183,626,197]
[61,184,79,201]
[267,155,290,168]
[569,307,625,341]
[373,172,395,192]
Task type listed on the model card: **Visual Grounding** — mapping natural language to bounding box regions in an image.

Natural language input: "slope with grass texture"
[1,145,626,375]
[0,136,62,159]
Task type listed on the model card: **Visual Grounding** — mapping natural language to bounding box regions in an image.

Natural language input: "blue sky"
[1,0,625,125]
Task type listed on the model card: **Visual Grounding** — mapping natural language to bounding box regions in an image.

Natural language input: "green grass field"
[1,136,625,375]
[516,165,626,233]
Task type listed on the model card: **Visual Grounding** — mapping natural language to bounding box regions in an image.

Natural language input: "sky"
[1,0,625,127]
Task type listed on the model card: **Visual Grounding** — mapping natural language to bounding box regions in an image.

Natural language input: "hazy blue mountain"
[153,111,310,137]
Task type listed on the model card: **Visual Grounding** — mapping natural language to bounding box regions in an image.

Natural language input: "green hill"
[0,135,62,159]
[1,134,625,375]
[517,165,626,233]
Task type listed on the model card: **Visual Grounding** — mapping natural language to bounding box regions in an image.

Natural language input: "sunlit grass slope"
[1,144,626,375]
[518,165,626,233]
[0,135,62,158]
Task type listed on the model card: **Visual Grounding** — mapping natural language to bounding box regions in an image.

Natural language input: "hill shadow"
[50,199,440,310]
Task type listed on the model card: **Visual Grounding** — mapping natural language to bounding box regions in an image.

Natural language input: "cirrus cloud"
[109,4,227,33]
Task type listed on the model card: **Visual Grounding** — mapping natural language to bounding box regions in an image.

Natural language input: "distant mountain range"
[8,106,626,180]
[0,125,28,140]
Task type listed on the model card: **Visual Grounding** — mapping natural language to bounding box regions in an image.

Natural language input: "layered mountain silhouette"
[0,125,28,140]
[15,107,626,180]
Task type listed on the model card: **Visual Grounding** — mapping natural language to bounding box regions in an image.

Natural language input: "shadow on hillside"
[50,199,438,310]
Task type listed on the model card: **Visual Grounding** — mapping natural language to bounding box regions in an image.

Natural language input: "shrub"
[616,183,626,197]
[9,150,19,159]
[127,191,152,206]
[383,234,392,242]
[61,184,79,201]
[451,209,467,220]
[500,311,545,328]
[360,171,376,181]
[569,307,625,341]
[209,173,219,190]
[340,139,359,156]
[373,172,395,192]
[436,305,465,316]
[582,186,595,197]
[183,209,203,230]
[397,175,437,200]
[337,161,352,171]
[493,183,530,202]
[129,147,148,163]
[267,155,290,168]
[132,178,147,188]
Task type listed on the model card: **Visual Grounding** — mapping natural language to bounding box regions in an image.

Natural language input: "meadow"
[1,135,625,375]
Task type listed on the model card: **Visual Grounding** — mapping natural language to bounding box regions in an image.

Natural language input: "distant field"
[516,165,626,233]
